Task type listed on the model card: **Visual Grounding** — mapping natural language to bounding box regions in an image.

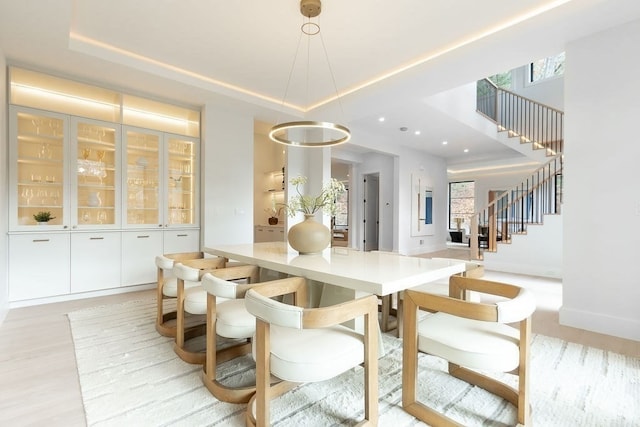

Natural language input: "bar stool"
[155,251,204,337]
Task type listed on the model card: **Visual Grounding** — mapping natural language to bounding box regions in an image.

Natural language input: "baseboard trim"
[481,259,562,279]
[9,283,156,308]
[559,306,640,342]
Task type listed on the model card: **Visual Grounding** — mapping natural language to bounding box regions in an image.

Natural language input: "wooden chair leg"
[202,294,254,403]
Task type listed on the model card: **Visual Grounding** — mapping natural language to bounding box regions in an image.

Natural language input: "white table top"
[205,242,466,296]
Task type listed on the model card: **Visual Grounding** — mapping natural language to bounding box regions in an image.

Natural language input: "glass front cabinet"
[8,100,200,302]
[10,108,68,230]
[10,106,199,231]
[123,127,199,229]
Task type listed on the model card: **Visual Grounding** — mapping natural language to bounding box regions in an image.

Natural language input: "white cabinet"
[255,225,285,243]
[121,230,163,286]
[71,232,122,293]
[8,233,70,301]
[164,229,200,254]
[7,70,202,303]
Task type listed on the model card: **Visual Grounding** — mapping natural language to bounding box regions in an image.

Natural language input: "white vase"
[288,214,331,254]
[87,192,101,207]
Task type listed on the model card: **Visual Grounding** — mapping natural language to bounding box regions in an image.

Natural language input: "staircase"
[470,79,564,260]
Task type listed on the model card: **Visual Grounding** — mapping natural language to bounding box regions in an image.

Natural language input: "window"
[333,187,348,227]
[488,72,512,90]
[529,52,565,83]
[449,181,475,231]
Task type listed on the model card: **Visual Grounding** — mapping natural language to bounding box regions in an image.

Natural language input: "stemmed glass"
[31,118,44,135]
[97,211,107,224]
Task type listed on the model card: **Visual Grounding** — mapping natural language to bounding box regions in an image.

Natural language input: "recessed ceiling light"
[442,140,448,145]
[464,148,469,153]
[378,117,385,122]
[414,130,421,135]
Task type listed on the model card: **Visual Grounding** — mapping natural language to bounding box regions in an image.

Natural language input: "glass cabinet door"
[72,118,120,228]
[166,135,198,227]
[124,127,161,228]
[11,108,67,229]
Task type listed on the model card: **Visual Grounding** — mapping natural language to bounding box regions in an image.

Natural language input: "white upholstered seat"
[396,259,484,338]
[171,257,231,364]
[243,276,378,427]
[199,265,262,403]
[154,251,204,337]
[402,275,536,426]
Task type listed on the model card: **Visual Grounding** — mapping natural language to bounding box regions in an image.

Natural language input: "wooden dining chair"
[396,259,484,338]
[402,275,536,426]
[244,277,379,427]
[154,251,205,337]
[171,257,238,364]
[200,264,265,403]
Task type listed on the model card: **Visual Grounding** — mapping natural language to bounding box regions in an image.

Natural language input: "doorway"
[363,173,379,251]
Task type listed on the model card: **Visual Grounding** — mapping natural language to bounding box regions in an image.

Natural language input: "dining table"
[204,242,466,354]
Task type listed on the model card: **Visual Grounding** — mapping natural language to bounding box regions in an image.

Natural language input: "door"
[363,173,379,251]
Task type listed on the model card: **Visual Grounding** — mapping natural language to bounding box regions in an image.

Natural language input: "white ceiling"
[2,0,640,166]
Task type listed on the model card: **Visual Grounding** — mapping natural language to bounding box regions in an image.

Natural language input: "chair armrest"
[245,278,378,329]
[302,295,378,328]
[182,257,227,270]
[404,289,498,322]
[202,265,262,299]
[209,265,260,283]
[449,275,521,300]
[165,251,204,261]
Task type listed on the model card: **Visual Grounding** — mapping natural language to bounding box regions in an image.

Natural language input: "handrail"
[469,154,563,260]
[476,78,564,156]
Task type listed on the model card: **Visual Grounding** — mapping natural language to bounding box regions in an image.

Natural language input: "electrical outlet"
[419,239,424,245]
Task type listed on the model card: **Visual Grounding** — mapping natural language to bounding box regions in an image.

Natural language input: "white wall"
[482,214,562,278]
[0,51,8,325]
[201,104,254,246]
[398,147,448,255]
[562,19,640,341]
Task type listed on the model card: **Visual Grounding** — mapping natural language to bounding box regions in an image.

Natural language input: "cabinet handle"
[177,234,188,237]
[267,229,274,233]
[32,239,50,243]
[90,237,104,240]
[137,235,150,239]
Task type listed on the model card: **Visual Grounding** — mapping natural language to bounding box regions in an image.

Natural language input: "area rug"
[68,298,639,426]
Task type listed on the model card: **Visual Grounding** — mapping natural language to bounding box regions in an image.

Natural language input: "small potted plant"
[33,211,55,225]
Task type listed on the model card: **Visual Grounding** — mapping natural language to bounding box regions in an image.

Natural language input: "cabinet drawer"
[121,231,163,286]
[9,233,71,301]
[71,232,121,293]
[164,229,199,254]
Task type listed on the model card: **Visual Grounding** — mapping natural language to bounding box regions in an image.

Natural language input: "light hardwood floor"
[1,254,638,426]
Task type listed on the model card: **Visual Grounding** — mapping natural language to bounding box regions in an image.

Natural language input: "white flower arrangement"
[282,175,346,217]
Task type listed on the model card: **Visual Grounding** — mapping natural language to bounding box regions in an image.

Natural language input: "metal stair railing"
[469,154,563,260]
[477,78,564,156]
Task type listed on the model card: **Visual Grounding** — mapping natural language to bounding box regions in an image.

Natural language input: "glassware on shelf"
[49,120,60,137]
[97,210,107,224]
[87,191,101,207]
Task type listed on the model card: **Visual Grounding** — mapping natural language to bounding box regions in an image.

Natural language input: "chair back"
[245,289,304,329]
